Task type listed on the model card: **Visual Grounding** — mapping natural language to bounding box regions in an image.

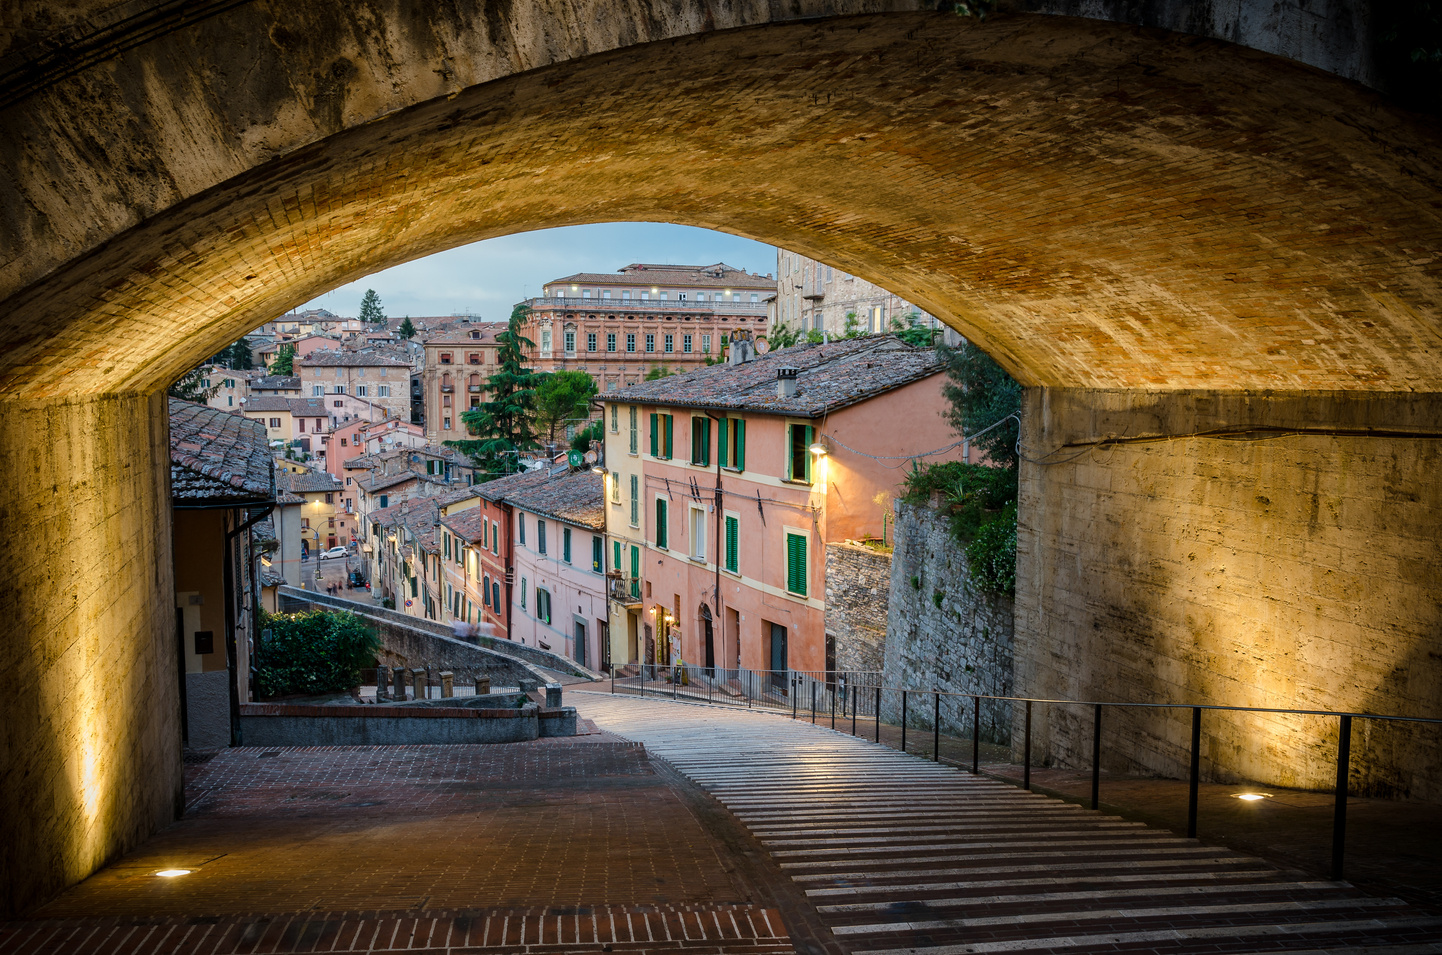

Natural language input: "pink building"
[599,336,967,678]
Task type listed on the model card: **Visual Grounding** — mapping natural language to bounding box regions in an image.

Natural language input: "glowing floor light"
[155,869,192,877]
[1234,793,1268,802]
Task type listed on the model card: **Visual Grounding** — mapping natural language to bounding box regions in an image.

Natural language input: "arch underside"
[0,9,1439,400]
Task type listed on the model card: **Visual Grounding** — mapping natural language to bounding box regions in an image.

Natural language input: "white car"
[318,546,349,560]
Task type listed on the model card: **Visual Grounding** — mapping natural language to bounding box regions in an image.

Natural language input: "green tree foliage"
[889,313,936,348]
[359,288,386,324]
[533,370,598,446]
[900,461,1018,597]
[843,312,865,338]
[1374,0,1442,115]
[254,609,379,697]
[937,340,1022,470]
[397,316,417,339]
[644,364,678,380]
[211,339,254,369]
[571,419,604,453]
[765,324,824,350]
[268,343,297,375]
[168,366,220,402]
[447,303,538,477]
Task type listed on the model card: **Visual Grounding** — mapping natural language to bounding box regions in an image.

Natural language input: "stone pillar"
[0,393,182,916]
[375,666,389,701]
[411,668,426,701]
[1015,387,1442,798]
[439,671,454,698]
[391,666,409,701]
[476,675,491,695]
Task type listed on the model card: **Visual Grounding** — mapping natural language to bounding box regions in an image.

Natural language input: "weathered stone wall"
[0,393,181,917]
[824,542,892,673]
[882,503,1015,744]
[1017,388,1442,799]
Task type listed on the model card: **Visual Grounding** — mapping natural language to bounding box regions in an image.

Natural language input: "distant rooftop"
[596,335,943,418]
[297,347,410,367]
[475,468,604,530]
[546,262,772,290]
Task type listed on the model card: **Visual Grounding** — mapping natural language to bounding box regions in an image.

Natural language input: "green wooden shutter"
[786,533,807,596]
[735,419,746,472]
[563,527,572,562]
[593,535,603,572]
[630,545,640,587]
[805,425,815,483]
[664,415,673,459]
[630,474,638,525]
[725,515,738,573]
[717,418,729,468]
[656,498,668,549]
[650,413,658,456]
[613,540,622,572]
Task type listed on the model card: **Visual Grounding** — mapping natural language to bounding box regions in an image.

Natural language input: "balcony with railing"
[607,574,642,605]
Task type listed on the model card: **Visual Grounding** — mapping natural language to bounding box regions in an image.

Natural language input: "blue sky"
[298,223,778,321]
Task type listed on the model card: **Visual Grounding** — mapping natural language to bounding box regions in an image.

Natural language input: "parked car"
[319,546,349,560]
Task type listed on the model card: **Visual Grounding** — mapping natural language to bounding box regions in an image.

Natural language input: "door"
[769,623,788,688]
[628,612,639,663]
[701,606,715,672]
[574,620,587,667]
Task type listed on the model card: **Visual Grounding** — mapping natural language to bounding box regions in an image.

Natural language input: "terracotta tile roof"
[369,497,443,553]
[287,397,332,416]
[297,346,411,367]
[597,335,944,418]
[284,470,343,494]
[249,375,300,390]
[242,395,295,412]
[547,262,772,289]
[440,507,490,544]
[421,323,506,345]
[476,468,604,530]
[168,399,274,504]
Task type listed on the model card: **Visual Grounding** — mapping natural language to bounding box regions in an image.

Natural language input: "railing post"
[875,686,881,743]
[1333,714,1352,880]
[811,682,817,724]
[972,695,980,774]
[831,686,836,730]
[1023,700,1032,791]
[851,685,858,736]
[901,690,908,753]
[1187,706,1202,839]
[933,691,940,763]
[1091,704,1102,810]
[611,665,615,696]
[793,677,798,720]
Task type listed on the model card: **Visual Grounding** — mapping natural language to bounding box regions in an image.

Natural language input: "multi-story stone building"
[418,321,506,443]
[296,347,412,421]
[772,250,947,340]
[598,336,968,678]
[518,263,773,392]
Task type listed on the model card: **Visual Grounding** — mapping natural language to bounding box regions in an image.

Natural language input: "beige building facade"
[297,347,413,421]
[772,250,947,340]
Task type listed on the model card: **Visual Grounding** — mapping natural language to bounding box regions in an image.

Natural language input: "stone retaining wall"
[824,542,892,673]
[239,702,554,745]
[881,502,1016,746]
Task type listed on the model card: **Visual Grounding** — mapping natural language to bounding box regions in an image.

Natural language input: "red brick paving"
[4,736,793,954]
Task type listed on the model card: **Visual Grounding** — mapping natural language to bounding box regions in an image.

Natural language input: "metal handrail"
[609,667,1441,881]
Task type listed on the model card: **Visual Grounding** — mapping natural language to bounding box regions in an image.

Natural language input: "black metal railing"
[609,670,1441,881]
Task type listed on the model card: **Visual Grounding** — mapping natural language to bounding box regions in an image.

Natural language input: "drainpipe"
[502,500,515,643]
[223,504,273,747]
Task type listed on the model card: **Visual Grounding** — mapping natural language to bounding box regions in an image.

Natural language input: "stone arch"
[2,1,1441,917]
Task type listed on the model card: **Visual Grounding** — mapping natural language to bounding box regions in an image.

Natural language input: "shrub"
[902,460,1018,597]
[965,501,1018,597]
[255,609,379,698]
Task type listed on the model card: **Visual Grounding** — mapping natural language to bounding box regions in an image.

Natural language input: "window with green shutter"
[650,413,658,456]
[785,532,807,596]
[661,414,673,459]
[593,535,603,572]
[724,515,739,573]
[717,418,729,468]
[563,527,572,563]
[655,498,668,549]
[629,406,638,453]
[629,545,641,596]
[629,473,639,526]
[787,424,814,483]
[613,540,622,574]
[691,416,710,466]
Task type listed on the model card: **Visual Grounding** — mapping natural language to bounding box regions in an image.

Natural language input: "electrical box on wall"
[193,631,214,654]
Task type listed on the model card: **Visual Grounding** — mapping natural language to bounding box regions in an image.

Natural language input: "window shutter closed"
[650,413,658,456]
[725,515,738,573]
[664,415,673,459]
[656,499,668,549]
[593,535,603,572]
[786,534,807,596]
[613,540,622,573]
[717,418,729,468]
[735,419,746,471]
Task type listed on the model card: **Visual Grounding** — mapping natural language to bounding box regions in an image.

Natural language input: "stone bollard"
[392,666,409,701]
[519,678,539,694]
[544,683,562,708]
[440,671,454,698]
[475,676,491,695]
[375,667,389,701]
[411,668,427,701]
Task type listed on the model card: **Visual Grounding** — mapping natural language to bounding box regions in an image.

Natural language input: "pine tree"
[269,343,297,375]
[359,288,386,324]
[397,316,417,339]
[168,366,220,402]
[446,303,538,478]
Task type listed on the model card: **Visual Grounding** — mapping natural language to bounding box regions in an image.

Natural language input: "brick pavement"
[3,735,795,954]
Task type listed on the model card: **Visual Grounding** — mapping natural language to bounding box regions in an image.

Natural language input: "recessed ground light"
[1234,793,1269,801]
[155,869,192,877]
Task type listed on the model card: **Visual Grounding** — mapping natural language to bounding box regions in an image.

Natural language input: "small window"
[626,333,636,353]
[521,577,528,609]
[607,332,617,352]
[724,514,739,574]
[587,332,597,352]
[683,334,692,353]
[649,413,674,459]
[536,587,551,623]
[312,385,323,396]
[491,520,500,555]
[563,527,572,563]
[518,514,526,545]
[356,385,367,396]
[655,498,668,550]
[592,535,603,573]
[482,574,491,607]
[788,423,815,484]
[690,507,706,561]
[628,406,638,454]
[537,519,547,554]
[377,385,390,397]
[717,417,746,472]
[333,400,343,409]
[629,474,639,526]
[786,532,808,597]
[645,334,655,353]
[440,352,452,364]
[701,334,711,354]
[565,329,576,353]
[610,404,619,433]
[691,416,710,466]
[491,580,500,609]
[664,334,674,353]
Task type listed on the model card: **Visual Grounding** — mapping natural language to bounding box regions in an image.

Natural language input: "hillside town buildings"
[419,320,505,443]
[772,250,948,340]
[297,347,414,421]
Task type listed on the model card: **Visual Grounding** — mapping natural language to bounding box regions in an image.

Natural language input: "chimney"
[776,366,799,399]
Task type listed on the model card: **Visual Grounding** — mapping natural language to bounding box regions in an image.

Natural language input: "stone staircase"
[576,694,1442,955]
